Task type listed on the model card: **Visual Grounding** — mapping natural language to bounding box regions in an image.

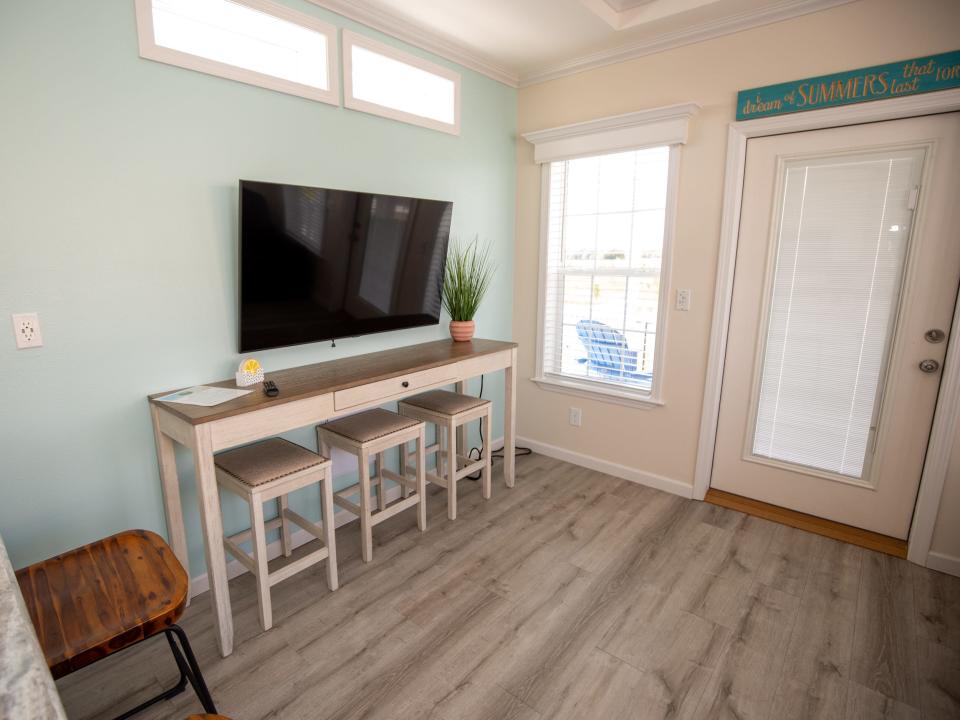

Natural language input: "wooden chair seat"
[16,530,218,718]
[16,529,187,679]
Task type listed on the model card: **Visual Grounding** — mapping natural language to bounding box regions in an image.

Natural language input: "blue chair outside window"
[575,320,652,386]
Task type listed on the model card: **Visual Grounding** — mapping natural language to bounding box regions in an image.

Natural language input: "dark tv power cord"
[464,374,532,481]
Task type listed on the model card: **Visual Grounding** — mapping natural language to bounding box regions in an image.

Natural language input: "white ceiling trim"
[306,0,856,90]
[303,0,521,87]
[520,0,857,86]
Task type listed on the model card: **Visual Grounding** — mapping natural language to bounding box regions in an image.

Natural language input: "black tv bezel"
[237,179,452,353]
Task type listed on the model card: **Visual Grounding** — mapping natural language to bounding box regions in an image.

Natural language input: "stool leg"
[438,423,446,486]
[416,427,427,531]
[168,625,218,713]
[278,495,293,558]
[447,418,457,520]
[320,467,339,591]
[359,450,374,562]
[482,412,492,500]
[375,452,387,512]
[249,497,272,631]
[401,441,412,499]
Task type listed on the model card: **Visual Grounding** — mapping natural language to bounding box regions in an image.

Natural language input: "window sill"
[532,376,664,410]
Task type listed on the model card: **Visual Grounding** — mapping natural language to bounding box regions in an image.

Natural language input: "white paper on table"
[155,385,252,407]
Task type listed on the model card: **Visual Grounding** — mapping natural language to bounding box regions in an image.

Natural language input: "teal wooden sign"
[737,50,960,121]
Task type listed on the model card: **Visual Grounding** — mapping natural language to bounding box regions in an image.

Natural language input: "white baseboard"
[516,435,694,499]
[188,435,505,597]
[926,551,960,578]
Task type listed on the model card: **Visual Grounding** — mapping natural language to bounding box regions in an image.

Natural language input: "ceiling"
[311,0,856,86]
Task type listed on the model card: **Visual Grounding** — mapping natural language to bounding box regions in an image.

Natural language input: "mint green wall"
[0,1,516,575]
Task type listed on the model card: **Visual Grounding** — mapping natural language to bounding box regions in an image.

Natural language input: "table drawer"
[334,365,455,411]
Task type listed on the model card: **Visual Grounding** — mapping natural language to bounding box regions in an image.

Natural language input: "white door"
[711,113,960,539]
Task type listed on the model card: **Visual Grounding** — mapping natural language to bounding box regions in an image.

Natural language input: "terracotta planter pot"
[449,320,475,342]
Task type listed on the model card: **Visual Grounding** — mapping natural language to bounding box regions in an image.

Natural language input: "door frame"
[693,88,960,567]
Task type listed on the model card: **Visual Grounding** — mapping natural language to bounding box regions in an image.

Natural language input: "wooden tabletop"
[16,530,188,679]
[149,338,517,425]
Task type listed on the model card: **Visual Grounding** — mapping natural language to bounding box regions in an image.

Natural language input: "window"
[524,104,697,405]
[343,31,460,135]
[135,0,338,105]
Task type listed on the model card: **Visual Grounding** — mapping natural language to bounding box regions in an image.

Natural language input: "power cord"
[465,374,532,481]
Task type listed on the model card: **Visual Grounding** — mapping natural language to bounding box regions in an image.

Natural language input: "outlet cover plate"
[12,313,43,349]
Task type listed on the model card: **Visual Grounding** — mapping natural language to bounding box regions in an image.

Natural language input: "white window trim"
[134,0,340,106]
[523,104,697,408]
[342,29,461,135]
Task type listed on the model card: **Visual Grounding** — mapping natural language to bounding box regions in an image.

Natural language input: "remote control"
[263,380,279,397]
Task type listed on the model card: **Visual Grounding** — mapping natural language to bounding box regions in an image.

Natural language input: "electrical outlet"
[569,407,582,427]
[676,288,692,312]
[12,313,43,349]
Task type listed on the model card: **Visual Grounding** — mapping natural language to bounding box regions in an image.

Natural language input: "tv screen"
[239,180,452,352]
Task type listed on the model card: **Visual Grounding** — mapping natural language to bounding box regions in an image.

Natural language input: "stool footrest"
[370,494,421,526]
[333,493,362,516]
[223,537,257,576]
[227,517,283,547]
[381,467,417,490]
[268,546,330,587]
[282,508,326,542]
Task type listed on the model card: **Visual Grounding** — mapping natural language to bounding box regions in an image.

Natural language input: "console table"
[148,339,517,657]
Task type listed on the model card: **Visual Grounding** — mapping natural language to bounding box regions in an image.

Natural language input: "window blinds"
[541,147,670,392]
[751,149,924,479]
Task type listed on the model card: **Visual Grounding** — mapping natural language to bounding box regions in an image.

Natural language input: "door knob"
[919,359,941,373]
[925,329,946,343]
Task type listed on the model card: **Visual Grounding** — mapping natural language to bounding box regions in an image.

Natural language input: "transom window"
[135,0,338,105]
[343,31,460,135]
[540,147,673,398]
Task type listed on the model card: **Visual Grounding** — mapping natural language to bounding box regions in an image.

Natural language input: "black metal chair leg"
[109,624,217,720]
[167,624,218,714]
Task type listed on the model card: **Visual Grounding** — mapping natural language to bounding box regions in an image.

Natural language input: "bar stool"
[214,438,337,632]
[398,390,492,520]
[16,530,219,719]
[317,408,427,563]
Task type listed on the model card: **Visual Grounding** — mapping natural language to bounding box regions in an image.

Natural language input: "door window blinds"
[751,149,924,479]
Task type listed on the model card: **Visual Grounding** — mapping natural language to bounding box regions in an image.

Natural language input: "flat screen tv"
[239,180,453,352]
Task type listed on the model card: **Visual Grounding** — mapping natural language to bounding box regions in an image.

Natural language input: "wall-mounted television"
[239,180,453,352]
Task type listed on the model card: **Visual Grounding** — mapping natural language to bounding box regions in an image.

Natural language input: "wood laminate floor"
[57,454,960,720]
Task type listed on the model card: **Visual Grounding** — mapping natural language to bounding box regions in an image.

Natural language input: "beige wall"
[514,0,960,561]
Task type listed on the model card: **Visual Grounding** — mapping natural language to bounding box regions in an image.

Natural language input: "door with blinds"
[711,113,960,539]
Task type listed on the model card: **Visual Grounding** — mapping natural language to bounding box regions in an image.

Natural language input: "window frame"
[342,29,461,136]
[134,0,340,106]
[533,146,680,408]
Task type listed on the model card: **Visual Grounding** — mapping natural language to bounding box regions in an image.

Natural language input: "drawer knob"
[401,381,410,388]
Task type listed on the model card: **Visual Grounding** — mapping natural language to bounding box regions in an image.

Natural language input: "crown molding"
[303,0,520,87]
[518,0,857,87]
[304,0,855,90]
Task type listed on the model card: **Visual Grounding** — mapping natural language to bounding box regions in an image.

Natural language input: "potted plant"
[442,236,495,342]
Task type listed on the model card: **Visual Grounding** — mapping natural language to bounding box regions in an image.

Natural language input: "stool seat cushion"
[215,438,325,487]
[401,389,490,416]
[322,408,420,444]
